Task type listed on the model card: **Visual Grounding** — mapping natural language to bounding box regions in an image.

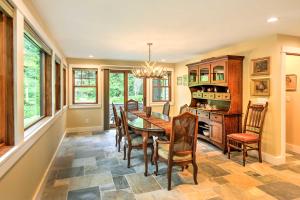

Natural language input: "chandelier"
[132,43,167,79]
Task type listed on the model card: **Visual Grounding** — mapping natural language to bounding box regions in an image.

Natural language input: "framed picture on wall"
[177,76,183,85]
[286,74,297,91]
[183,74,188,86]
[251,57,270,76]
[251,78,270,96]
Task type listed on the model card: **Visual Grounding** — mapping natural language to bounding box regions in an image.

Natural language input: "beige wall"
[286,55,300,146]
[174,34,300,157]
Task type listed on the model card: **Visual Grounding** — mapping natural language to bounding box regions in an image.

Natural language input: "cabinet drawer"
[198,111,210,119]
[210,113,223,123]
[192,92,198,98]
[203,93,209,99]
[222,93,231,100]
[208,93,215,99]
[215,93,223,99]
[197,92,203,98]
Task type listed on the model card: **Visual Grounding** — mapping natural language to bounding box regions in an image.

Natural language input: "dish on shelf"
[203,130,210,137]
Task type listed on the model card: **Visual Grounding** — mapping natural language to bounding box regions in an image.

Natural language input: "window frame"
[0,8,14,147]
[152,72,172,102]
[63,67,67,106]
[72,68,98,105]
[55,61,61,112]
[23,34,46,129]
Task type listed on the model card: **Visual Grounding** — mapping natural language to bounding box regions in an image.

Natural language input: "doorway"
[285,53,300,154]
[109,70,146,125]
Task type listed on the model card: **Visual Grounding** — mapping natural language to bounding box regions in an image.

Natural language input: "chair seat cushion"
[125,135,153,146]
[227,133,259,142]
[158,143,192,161]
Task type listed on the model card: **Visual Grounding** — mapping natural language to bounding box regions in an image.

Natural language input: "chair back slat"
[112,103,120,127]
[179,104,189,114]
[126,99,139,111]
[120,107,132,144]
[163,101,170,116]
[169,112,198,159]
[243,101,268,135]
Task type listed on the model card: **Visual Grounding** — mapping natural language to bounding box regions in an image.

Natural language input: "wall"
[66,58,176,131]
[174,34,298,160]
[0,0,68,199]
[286,55,300,147]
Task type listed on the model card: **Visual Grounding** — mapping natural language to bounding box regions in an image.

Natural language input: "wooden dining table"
[125,111,171,176]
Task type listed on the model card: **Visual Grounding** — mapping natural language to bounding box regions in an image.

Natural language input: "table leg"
[142,131,149,176]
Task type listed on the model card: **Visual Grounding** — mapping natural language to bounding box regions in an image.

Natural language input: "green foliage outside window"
[24,35,42,127]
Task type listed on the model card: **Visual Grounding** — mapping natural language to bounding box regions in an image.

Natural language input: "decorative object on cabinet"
[227,101,268,166]
[186,55,244,152]
[177,76,182,85]
[286,74,297,91]
[251,78,270,96]
[251,57,270,76]
[183,74,188,86]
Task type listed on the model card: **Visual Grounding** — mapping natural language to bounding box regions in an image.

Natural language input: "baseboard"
[33,130,67,200]
[66,126,103,133]
[286,143,300,154]
[248,151,285,165]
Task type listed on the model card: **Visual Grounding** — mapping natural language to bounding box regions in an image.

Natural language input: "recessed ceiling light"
[161,59,166,62]
[88,55,94,58]
[267,17,278,23]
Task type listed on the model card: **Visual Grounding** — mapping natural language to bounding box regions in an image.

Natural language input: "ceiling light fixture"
[88,55,94,58]
[267,17,278,23]
[132,43,167,79]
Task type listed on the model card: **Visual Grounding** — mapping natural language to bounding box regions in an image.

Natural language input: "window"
[152,72,171,102]
[0,5,14,147]
[24,21,52,128]
[63,68,67,106]
[73,68,98,104]
[55,61,61,112]
[24,35,43,127]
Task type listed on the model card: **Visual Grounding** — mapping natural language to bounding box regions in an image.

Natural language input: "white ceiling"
[29,0,300,62]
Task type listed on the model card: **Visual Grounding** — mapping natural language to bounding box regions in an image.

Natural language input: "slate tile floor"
[41,130,300,200]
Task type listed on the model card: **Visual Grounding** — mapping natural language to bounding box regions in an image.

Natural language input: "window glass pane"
[74,70,81,79]
[89,79,96,86]
[128,73,144,109]
[153,87,169,101]
[24,35,42,127]
[75,79,81,86]
[74,87,97,103]
[82,79,90,86]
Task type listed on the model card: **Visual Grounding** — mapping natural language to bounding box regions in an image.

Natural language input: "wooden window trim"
[72,68,98,104]
[152,72,171,102]
[55,62,61,112]
[63,68,67,106]
[0,10,14,147]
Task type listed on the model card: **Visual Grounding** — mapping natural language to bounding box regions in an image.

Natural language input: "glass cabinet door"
[188,66,199,86]
[199,64,210,84]
[211,61,227,84]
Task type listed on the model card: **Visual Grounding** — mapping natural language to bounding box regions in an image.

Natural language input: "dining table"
[125,111,172,176]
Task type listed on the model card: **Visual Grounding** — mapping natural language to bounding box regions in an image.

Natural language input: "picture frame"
[286,74,297,91]
[177,76,183,85]
[251,57,270,76]
[183,74,188,86]
[250,78,270,96]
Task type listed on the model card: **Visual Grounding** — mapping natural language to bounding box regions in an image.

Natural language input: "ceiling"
[29,0,300,62]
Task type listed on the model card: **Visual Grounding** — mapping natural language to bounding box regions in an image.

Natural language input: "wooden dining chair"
[119,107,154,168]
[227,101,268,166]
[154,112,198,190]
[162,101,170,116]
[112,103,123,152]
[179,104,189,114]
[126,99,139,111]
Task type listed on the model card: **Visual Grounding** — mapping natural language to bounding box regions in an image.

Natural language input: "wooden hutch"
[187,55,244,153]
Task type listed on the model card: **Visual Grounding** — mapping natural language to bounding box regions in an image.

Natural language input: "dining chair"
[179,104,189,114]
[162,101,170,116]
[120,107,154,168]
[126,99,139,111]
[112,103,123,152]
[227,101,268,166]
[154,112,198,190]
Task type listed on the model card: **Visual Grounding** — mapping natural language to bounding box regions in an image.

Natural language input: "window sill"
[69,104,102,109]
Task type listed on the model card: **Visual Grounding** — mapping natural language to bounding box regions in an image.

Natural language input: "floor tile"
[57,167,84,179]
[113,176,130,189]
[126,173,161,194]
[67,186,101,200]
[102,190,135,200]
[257,181,300,200]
